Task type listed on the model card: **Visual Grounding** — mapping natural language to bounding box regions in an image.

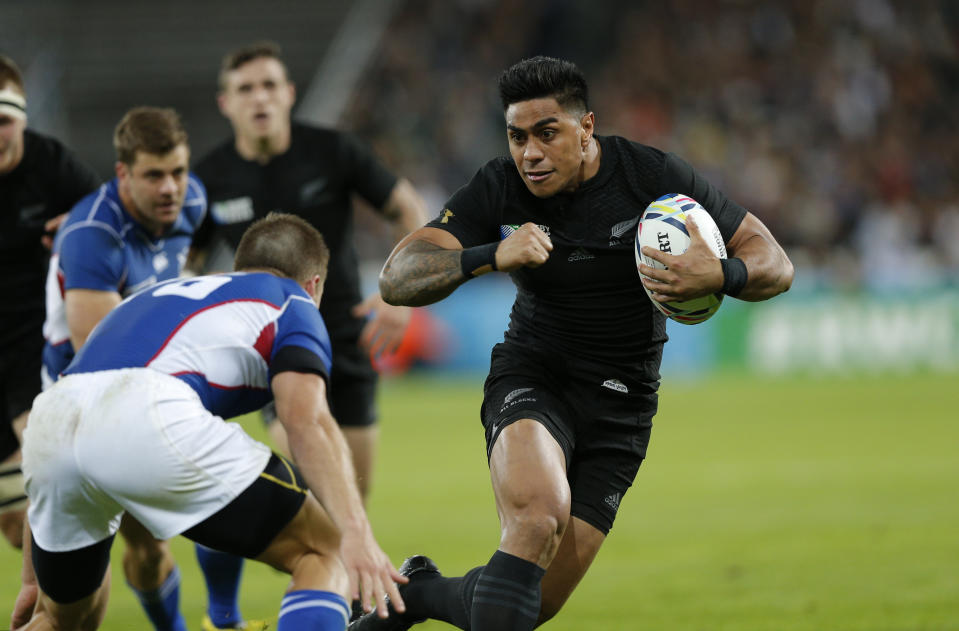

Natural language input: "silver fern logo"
[504,387,534,405]
[609,216,639,245]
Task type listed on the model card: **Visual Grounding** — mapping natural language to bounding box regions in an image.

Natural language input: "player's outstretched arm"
[723,211,794,301]
[271,371,406,617]
[379,222,552,307]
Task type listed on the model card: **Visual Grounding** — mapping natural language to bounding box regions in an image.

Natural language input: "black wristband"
[460,242,499,278]
[720,257,748,296]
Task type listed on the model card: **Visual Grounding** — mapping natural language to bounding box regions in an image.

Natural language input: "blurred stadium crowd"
[347,0,959,293]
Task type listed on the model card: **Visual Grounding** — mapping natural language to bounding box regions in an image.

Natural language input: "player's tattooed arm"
[379,238,467,307]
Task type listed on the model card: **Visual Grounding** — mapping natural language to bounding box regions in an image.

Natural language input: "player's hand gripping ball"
[635,194,726,324]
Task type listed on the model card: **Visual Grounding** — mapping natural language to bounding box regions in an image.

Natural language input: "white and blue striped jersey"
[64,272,333,420]
[42,175,207,383]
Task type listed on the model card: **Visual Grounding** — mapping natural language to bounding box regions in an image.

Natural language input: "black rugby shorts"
[481,342,658,534]
[0,331,44,459]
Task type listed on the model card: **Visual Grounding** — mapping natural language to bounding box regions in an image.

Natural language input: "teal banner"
[668,290,959,375]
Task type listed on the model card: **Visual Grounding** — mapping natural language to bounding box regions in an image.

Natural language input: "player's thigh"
[29,535,115,630]
[118,513,171,565]
[182,453,326,567]
[253,491,341,574]
[0,443,27,549]
[489,419,569,516]
[29,578,112,631]
[538,516,607,623]
[566,374,654,536]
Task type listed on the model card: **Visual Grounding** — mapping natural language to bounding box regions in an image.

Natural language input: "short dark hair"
[234,213,330,285]
[0,54,25,95]
[219,41,288,90]
[498,56,589,115]
[113,107,188,165]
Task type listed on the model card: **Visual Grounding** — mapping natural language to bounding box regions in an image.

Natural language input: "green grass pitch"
[2,372,958,630]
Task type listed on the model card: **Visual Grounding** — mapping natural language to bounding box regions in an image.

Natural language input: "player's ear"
[304,273,323,306]
[115,161,128,182]
[216,91,230,117]
[580,112,594,148]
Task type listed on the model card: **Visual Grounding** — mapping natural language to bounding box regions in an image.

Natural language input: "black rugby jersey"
[427,135,746,376]
[0,129,99,348]
[194,123,398,343]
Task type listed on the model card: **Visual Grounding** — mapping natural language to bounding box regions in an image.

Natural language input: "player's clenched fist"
[495,222,553,271]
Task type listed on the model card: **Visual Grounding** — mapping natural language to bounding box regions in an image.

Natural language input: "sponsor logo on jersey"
[211,197,255,224]
[567,247,595,263]
[299,177,332,205]
[604,492,622,511]
[18,203,45,224]
[440,209,454,224]
[602,379,628,393]
[152,251,170,274]
[608,216,639,246]
[500,224,550,240]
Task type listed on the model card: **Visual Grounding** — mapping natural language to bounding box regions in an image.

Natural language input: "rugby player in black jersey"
[0,54,99,556]
[350,56,793,631]
[192,41,427,505]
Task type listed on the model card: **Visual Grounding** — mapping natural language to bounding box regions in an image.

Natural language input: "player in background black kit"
[350,57,794,631]
[192,41,427,506]
[0,53,99,554]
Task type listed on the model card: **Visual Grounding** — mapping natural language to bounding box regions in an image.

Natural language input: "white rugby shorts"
[22,368,271,552]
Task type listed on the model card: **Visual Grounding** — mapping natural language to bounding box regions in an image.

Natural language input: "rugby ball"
[635,194,727,325]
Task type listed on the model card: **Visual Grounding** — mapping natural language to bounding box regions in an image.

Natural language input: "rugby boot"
[348,555,441,631]
[200,615,269,631]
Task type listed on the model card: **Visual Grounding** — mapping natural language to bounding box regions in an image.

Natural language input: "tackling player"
[18,213,406,631]
[33,106,261,631]
[0,53,99,552]
[191,41,428,506]
[350,57,793,631]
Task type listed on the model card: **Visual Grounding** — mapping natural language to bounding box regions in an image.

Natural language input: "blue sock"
[277,590,350,631]
[195,543,245,628]
[129,565,188,631]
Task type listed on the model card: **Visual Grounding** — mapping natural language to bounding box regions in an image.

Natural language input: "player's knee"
[257,513,341,576]
[501,505,567,556]
[0,509,25,548]
[0,460,27,548]
[122,536,169,575]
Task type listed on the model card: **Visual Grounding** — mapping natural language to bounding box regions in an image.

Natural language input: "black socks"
[470,550,546,631]
[405,550,545,631]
